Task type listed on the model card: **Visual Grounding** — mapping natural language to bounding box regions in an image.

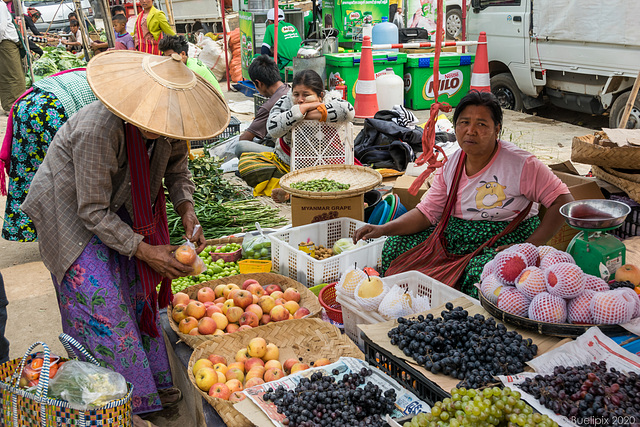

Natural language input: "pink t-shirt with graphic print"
[416,140,570,224]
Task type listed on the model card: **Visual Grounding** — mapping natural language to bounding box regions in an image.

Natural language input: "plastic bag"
[48,360,128,409]
[175,240,207,276]
[332,238,366,255]
[242,223,271,260]
[378,285,414,320]
[197,37,229,82]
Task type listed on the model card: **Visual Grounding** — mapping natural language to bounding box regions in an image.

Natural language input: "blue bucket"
[392,195,408,220]
[368,199,391,225]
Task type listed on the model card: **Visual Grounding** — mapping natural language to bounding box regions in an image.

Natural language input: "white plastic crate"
[290,120,354,171]
[268,217,386,287]
[336,271,479,349]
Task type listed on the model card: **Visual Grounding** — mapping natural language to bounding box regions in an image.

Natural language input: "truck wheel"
[609,91,640,129]
[491,73,524,111]
[446,8,462,40]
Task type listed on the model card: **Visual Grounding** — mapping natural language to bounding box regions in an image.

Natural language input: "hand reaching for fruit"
[136,242,191,279]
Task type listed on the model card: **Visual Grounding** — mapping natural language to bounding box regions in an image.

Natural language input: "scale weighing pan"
[560,199,630,231]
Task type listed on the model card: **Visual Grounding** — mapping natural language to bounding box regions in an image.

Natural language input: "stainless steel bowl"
[560,199,630,229]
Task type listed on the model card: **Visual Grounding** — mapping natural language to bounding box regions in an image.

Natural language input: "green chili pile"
[290,178,350,192]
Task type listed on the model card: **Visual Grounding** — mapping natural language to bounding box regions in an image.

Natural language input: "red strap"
[125,123,171,337]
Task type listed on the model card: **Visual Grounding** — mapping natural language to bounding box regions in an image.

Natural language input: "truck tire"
[491,73,524,112]
[609,91,640,129]
[446,8,462,40]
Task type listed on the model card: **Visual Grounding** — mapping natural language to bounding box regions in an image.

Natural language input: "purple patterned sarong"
[52,235,172,415]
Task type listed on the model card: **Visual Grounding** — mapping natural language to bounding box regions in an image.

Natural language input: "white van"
[25,0,94,33]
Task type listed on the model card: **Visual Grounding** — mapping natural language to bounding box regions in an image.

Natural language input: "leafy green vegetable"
[32,47,86,78]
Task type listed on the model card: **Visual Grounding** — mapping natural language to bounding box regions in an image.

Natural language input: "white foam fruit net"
[515,266,547,299]
[506,243,539,267]
[481,260,496,282]
[528,292,567,323]
[354,277,389,312]
[379,285,414,320]
[412,295,431,314]
[567,290,596,324]
[536,245,557,264]
[497,288,531,317]
[336,265,368,298]
[480,274,505,304]
[545,262,585,299]
[614,288,640,318]
[540,251,575,270]
[290,121,354,171]
[582,274,610,292]
[590,291,633,325]
[494,251,528,285]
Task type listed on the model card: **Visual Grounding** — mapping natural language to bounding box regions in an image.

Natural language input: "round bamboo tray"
[187,318,364,427]
[279,165,383,199]
[168,273,323,348]
[478,291,626,338]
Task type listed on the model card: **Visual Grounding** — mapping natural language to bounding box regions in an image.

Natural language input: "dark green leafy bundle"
[166,157,287,243]
[32,47,86,77]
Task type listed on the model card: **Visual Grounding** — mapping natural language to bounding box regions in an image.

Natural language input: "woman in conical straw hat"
[23,51,229,425]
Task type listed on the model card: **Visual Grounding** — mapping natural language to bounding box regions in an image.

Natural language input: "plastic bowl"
[393,195,408,220]
[384,194,397,224]
[210,247,242,263]
[318,283,342,323]
[364,190,382,222]
[368,199,391,225]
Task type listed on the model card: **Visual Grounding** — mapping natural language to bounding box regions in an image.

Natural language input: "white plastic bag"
[378,285,414,320]
[175,240,207,275]
[48,360,128,409]
[197,37,229,82]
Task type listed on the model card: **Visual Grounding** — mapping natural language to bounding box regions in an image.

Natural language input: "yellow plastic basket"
[238,259,273,274]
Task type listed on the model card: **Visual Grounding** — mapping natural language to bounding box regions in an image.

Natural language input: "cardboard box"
[290,194,364,227]
[543,162,605,250]
[393,174,430,211]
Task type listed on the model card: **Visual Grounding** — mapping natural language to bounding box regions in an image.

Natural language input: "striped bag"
[0,334,132,426]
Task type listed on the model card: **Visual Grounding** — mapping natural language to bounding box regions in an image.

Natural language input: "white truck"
[466,0,640,128]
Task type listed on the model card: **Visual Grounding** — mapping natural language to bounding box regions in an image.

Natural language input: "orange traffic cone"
[354,36,379,118]
[470,31,491,93]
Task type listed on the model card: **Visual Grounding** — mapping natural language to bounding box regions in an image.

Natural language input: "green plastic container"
[326,51,408,104]
[403,52,475,110]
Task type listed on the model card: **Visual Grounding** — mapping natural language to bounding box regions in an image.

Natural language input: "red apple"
[211,312,229,331]
[198,317,218,335]
[264,284,282,295]
[313,358,330,367]
[264,367,285,382]
[222,284,240,299]
[283,358,299,374]
[270,305,290,322]
[226,306,244,323]
[188,328,200,335]
[283,288,301,303]
[208,383,231,400]
[214,296,226,304]
[260,314,271,325]
[172,304,188,323]
[284,301,299,315]
[208,355,227,366]
[242,279,260,290]
[245,357,265,372]
[245,377,265,389]
[239,311,259,327]
[236,348,249,363]
[294,307,311,319]
[178,317,198,334]
[258,296,276,314]
[206,304,223,317]
[246,283,265,298]
[186,301,206,319]
[197,287,216,303]
[246,304,263,319]
[233,290,253,309]
[225,368,244,382]
[270,291,284,300]
[238,325,253,331]
[225,379,243,393]
[226,323,240,334]
[229,391,246,402]
[291,363,310,374]
[172,292,190,307]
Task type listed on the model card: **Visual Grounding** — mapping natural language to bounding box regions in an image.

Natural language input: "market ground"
[0,87,597,424]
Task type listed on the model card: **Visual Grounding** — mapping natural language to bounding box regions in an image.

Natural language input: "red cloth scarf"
[125,123,172,337]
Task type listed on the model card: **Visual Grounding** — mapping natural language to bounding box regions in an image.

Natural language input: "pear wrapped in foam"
[378,286,414,320]
[335,265,367,298]
[355,275,389,311]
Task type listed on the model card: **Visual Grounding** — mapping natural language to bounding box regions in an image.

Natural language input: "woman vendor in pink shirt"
[353,91,574,297]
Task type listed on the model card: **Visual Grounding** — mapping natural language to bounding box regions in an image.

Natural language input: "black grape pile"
[403,386,558,427]
[519,361,640,423]
[263,368,396,427]
[388,303,538,388]
[608,280,635,290]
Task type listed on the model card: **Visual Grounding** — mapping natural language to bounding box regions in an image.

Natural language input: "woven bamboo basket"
[279,164,383,199]
[592,166,640,204]
[187,318,364,427]
[571,133,640,169]
[168,273,323,348]
[206,237,244,247]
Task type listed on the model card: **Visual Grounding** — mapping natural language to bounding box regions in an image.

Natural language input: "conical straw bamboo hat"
[86,50,229,140]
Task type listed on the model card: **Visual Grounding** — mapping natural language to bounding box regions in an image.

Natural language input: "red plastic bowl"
[209,247,242,263]
[318,283,343,324]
